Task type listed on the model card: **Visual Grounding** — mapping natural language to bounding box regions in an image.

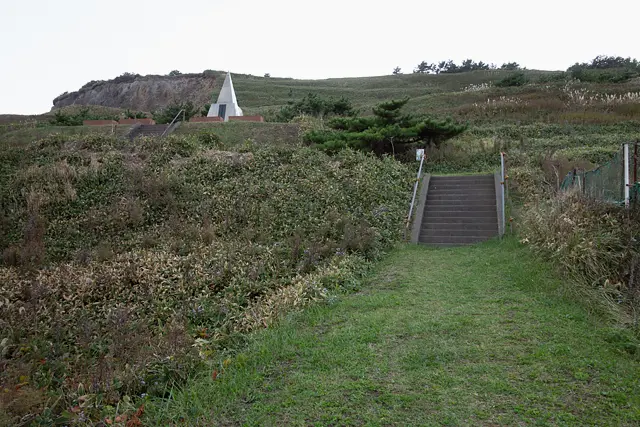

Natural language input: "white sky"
[1,0,638,114]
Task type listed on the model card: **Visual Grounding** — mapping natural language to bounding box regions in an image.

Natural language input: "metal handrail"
[161,109,185,137]
[500,152,506,236]
[406,152,426,230]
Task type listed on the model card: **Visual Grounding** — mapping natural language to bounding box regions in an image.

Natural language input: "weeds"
[0,131,412,424]
[520,192,640,327]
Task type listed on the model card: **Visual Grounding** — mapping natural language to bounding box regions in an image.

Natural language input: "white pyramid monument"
[207,72,243,121]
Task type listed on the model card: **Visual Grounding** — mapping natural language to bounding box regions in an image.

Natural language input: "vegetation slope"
[0,129,412,424]
[148,242,640,426]
[2,59,640,423]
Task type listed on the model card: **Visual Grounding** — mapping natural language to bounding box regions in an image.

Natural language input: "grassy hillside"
[7,68,640,125]
[231,70,640,125]
[148,241,640,425]
[0,127,412,424]
[2,68,640,423]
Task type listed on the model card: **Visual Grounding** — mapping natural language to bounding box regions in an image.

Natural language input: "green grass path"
[148,241,640,426]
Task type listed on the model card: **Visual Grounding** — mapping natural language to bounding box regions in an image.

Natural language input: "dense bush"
[112,72,140,84]
[200,103,211,117]
[79,80,105,91]
[48,108,119,126]
[306,98,467,155]
[152,101,198,124]
[537,72,567,83]
[124,109,147,119]
[568,55,640,83]
[570,68,638,83]
[520,192,640,327]
[495,72,528,87]
[569,55,640,71]
[276,93,356,122]
[0,131,412,423]
[500,62,521,70]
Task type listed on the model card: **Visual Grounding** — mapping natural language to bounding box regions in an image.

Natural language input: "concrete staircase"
[419,175,499,246]
[127,124,175,140]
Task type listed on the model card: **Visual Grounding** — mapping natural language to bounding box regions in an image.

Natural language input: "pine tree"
[414,61,431,74]
[306,99,467,156]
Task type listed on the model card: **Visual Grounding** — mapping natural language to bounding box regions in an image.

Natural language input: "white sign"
[416,149,425,161]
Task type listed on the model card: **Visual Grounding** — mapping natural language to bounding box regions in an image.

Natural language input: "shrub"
[48,108,119,126]
[307,98,467,156]
[196,130,222,148]
[124,109,147,119]
[276,93,356,122]
[538,72,566,83]
[570,68,638,83]
[495,72,528,87]
[200,103,211,117]
[80,80,105,91]
[500,62,521,70]
[153,101,198,124]
[520,192,640,326]
[0,134,413,423]
[568,55,640,83]
[112,72,140,84]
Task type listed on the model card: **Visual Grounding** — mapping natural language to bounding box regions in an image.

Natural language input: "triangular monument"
[207,72,243,121]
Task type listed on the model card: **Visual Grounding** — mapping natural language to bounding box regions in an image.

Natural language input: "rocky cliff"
[52,71,222,112]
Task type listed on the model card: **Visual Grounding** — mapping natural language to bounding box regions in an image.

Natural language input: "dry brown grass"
[521,192,640,326]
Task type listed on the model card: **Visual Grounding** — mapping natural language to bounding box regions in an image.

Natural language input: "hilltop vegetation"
[0,128,412,423]
[5,54,640,129]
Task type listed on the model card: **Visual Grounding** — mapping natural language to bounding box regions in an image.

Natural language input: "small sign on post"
[416,148,425,161]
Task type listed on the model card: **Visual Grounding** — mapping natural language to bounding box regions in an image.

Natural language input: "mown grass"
[145,240,640,426]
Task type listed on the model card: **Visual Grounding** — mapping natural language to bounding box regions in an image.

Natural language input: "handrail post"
[500,152,506,237]
[406,152,425,230]
[624,143,630,208]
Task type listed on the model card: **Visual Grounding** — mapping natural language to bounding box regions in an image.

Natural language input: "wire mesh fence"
[560,142,639,207]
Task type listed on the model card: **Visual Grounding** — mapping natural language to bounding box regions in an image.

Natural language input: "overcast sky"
[1,0,638,114]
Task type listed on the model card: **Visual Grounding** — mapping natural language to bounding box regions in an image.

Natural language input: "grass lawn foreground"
[146,240,640,426]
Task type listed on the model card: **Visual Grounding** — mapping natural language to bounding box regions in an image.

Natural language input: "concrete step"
[419,235,496,245]
[428,188,495,194]
[430,175,494,181]
[429,181,494,187]
[129,124,173,140]
[418,242,477,247]
[429,183,494,189]
[412,174,499,247]
[425,199,496,207]
[428,187,494,193]
[425,204,496,212]
[427,194,496,201]
[423,211,497,218]
[420,229,497,237]
[421,222,498,231]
